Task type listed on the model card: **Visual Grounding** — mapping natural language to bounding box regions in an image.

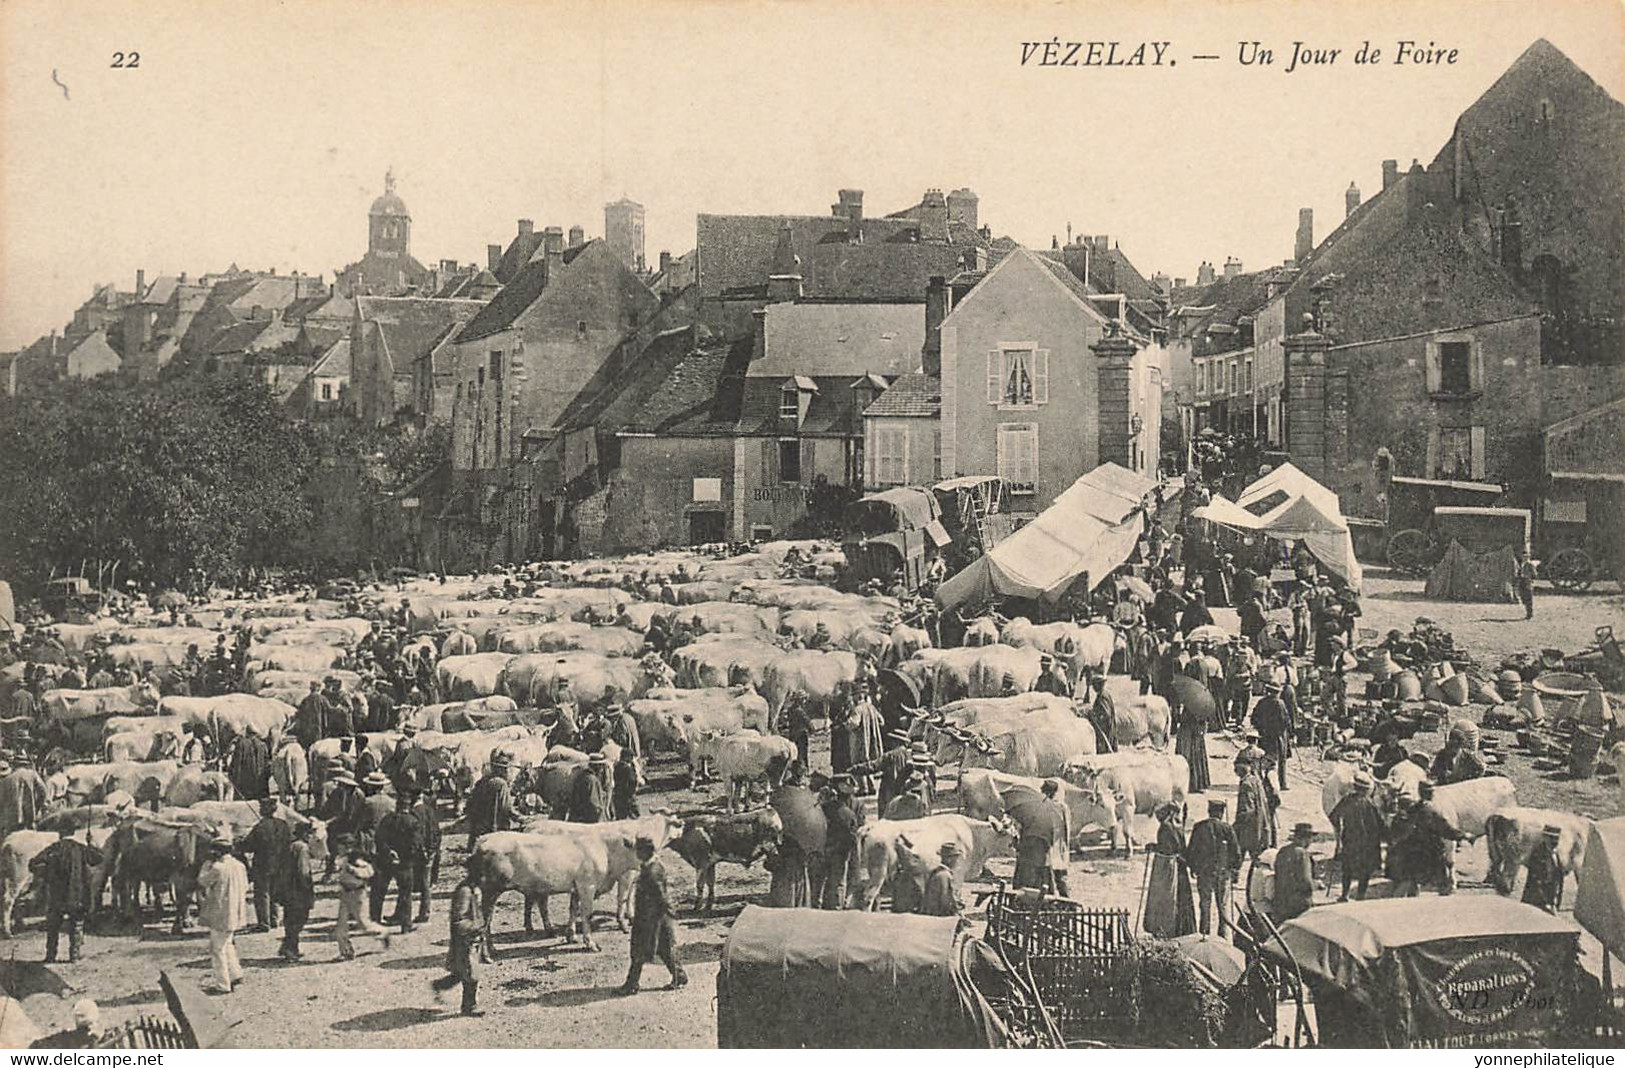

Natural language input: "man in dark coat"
[321,770,364,845]
[323,679,354,739]
[1521,825,1566,913]
[373,791,425,932]
[31,828,104,963]
[851,729,911,815]
[1250,682,1291,790]
[1396,782,1465,896]
[611,747,640,820]
[364,680,397,733]
[412,789,441,922]
[1186,799,1241,936]
[819,776,864,910]
[465,755,514,850]
[920,842,963,917]
[1034,655,1072,698]
[241,797,290,931]
[228,731,271,801]
[617,836,687,994]
[1238,593,1267,650]
[278,822,317,961]
[568,754,611,823]
[1233,763,1271,860]
[294,682,329,750]
[1178,591,1215,637]
[1086,671,1117,753]
[1013,783,1066,890]
[1272,823,1317,921]
[432,871,484,1015]
[1329,771,1384,900]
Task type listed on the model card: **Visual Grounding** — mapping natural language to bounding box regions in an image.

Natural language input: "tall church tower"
[368,167,411,262]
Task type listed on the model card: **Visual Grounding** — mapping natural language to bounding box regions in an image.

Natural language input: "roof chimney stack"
[836,189,864,243]
[1381,160,1399,191]
[518,219,535,239]
[1294,208,1314,265]
[923,275,947,377]
[568,225,585,249]
[1345,181,1361,218]
[918,189,948,243]
[1223,256,1243,279]
[487,244,502,272]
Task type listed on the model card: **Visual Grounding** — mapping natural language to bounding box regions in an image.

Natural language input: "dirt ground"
[7,568,1623,1048]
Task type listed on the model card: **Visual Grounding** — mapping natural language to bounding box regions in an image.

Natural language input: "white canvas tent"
[1575,817,1625,965]
[936,463,1155,609]
[1191,463,1363,590]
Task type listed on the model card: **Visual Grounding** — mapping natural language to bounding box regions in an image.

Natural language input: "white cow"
[853,814,1015,910]
[1484,806,1594,896]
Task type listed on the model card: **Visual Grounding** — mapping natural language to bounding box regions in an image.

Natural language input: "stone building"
[335,170,430,297]
[605,197,646,274]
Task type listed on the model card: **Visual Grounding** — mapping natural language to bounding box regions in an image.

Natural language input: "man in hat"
[1250,681,1292,790]
[1186,799,1241,935]
[1521,825,1566,913]
[241,797,290,931]
[1238,591,1268,651]
[353,735,380,785]
[1086,671,1117,754]
[356,771,395,856]
[466,752,515,851]
[1179,590,1214,637]
[920,842,963,918]
[321,768,364,850]
[432,866,484,1015]
[333,834,382,960]
[228,728,271,801]
[1330,770,1384,900]
[278,821,317,961]
[569,752,611,824]
[852,728,912,815]
[295,681,329,751]
[324,678,354,739]
[1233,755,1271,861]
[1233,729,1266,776]
[197,831,248,991]
[1272,823,1318,922]
[819,775,864,910]
[374,791,426,933]
[617,835,687,994]
[908,741,938,809]
[1398,781,1466,896]
[882,772,931,820]
[1012,780,1066,892]
[0,754,46,837]
[612,745,640,821]
[1035,654,1072,698]
[1515,549,1538,620]
[30,821,104,963]
[412,787,441,922]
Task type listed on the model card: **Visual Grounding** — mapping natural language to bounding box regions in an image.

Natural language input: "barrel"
[1570,725,1605,779]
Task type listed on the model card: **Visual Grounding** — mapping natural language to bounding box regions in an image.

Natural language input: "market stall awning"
[1192,463,1363,591]
[1576,817,1625,961]
[936,463,1154,609]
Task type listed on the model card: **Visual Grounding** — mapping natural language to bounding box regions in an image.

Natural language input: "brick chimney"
[1294,209,1313,265]
[1196,261,1215,286]
[836,189,863,243]
[946,188,979,233]
[1223,256,1243,279]
[135,269,146,299]
[518,219,535,240]
[1092,324,1139,468]
[543,226,565,279]
[568,225,585,249]
[1283,314,1330,481]
[1345,181,1361,218]
[659,250,672,276]
[923,275,947,376]
[767,221,802,302]
[1381,160,1399,191]
[487,244,502,271]
[918,189,948,243]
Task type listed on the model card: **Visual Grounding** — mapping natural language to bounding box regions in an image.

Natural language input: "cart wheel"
[1386,529,1436,575]
[1546,548,1594,592]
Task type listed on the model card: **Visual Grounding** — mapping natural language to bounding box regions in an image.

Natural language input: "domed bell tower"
[368,167,411,261]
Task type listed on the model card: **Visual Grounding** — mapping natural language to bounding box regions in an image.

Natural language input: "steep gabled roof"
[358,296,485,372]
[454,242,603,344]
[751,301,925,378]
[621,337,751,436]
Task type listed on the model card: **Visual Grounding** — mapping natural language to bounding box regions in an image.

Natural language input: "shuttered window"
[874,427,908,486]
[989,347,1048,407]
[997,423,1038,495]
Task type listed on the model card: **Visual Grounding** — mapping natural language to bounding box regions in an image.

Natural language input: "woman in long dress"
[1170,676,1213,793]
[1143,804,1196,937]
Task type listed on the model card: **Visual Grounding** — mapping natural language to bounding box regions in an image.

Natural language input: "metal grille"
[984,886,1137,1039]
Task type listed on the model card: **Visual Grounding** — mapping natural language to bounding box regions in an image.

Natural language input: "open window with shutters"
[1429,425,1486,479]
[997,423,1038,495]
[1425,337,1483,398]
[987,346,1048,408]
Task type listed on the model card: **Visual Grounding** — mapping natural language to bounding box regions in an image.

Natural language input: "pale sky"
[2,0,1621,351]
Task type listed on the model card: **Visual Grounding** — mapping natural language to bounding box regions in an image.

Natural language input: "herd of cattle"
[4,539,1593,966]
[0,540,1207,947]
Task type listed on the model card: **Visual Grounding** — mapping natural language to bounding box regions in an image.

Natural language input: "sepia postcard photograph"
[0,0,1622,1051]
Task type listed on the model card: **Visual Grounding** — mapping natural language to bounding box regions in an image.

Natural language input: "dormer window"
[849,372,887,415]
[781,376,817,427]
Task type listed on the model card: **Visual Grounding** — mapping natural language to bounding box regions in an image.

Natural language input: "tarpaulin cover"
[1424,541,1517,602]
[1575,817,1625,961]
[1192,463,1363,591]
[717,905,976,1047]
[935,464,1154,610]
[848,487,941,535]
[1264,897,1578,1046]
